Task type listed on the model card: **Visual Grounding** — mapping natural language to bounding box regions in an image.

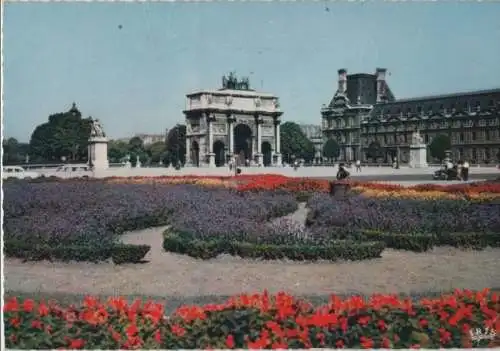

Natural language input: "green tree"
[166,124,186,166]
[366,141,383,162]
[429,134,451,161]
[107,140,129,163]
[280,122,315,164]
[128,137,145,154]
[322,138,340,161]
[2,138,30,164]
[29,103,92,162]
[145,141,167,164]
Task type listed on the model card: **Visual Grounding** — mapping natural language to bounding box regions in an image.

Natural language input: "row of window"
[323,118,357,129]
[379,99,498,117]
[360,118,500,133]
[359,129,500,146]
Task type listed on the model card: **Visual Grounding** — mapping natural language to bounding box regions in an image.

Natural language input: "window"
[485,148,491,160]
[424,134,429,143]
[472,131,477,141]
[459,132,464,143]
[486,130,491,141]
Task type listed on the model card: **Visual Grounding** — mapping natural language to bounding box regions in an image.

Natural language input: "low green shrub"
[361,230,500,252]
[437,232,500,249]
[4,239,150,264]
[111,244,151,264]
[362,230,436,252]
[295,191,313,202]
[163,230,386,261]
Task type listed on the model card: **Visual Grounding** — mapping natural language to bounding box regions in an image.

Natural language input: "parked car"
[2,166,40,180]
[55,164,93,178]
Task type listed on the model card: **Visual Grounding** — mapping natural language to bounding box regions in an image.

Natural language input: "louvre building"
[321,68,500,164]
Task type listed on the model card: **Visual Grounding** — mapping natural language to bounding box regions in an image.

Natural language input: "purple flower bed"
[3,182,299,253]
[306,193,500,237]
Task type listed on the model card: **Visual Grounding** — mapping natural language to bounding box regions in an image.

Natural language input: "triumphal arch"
[183,73,283,167]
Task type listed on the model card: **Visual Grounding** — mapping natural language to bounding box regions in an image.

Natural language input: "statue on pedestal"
[90,118,106,138]
[221,72,251,91]
[411,130,424,145]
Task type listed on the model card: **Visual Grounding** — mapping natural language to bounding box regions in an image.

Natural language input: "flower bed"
[3,182,299,263]
[4,289,499,349]
[306,193,500,252]
[5,177,500,262]
[102,175,500,200]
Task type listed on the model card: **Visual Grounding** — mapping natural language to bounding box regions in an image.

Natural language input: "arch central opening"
[213,140,226,167]
[234,123,253,166]
[191,141,200,167]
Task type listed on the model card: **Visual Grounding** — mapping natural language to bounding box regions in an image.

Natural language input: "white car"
[55,164,93,178]
[2,166,40,180]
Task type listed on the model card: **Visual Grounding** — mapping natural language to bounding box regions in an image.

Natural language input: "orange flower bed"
[103,174,500,198]
[4,289,500,349]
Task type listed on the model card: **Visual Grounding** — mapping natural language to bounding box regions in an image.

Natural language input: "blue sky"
[3,2,500,142]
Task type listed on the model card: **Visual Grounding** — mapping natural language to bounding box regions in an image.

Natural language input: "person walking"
[355,159,362,172]
[462,160,470,181]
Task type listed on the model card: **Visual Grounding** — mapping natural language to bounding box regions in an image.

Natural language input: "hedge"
[362,230,500,252]
[362,230,436,252]
[162,230,386,261]
[4,239,150,264]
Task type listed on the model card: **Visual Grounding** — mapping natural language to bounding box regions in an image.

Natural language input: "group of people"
[442,159,470,181]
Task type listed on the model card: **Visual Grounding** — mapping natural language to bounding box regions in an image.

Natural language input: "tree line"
[5,104,498,166]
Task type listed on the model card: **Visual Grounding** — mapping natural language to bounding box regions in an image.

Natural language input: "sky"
[3,2,500,142]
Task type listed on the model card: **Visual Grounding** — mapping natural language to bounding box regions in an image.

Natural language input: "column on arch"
[256,115,262,154]
[207,113,214,154]
[227,114,235,156]
[274,120,281,154]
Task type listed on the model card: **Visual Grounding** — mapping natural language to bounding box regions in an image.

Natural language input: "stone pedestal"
[409,144,428,168]
[88,136,109,170]
[274,153,282,167]
[207,153,216,168]
[255,153,263,166]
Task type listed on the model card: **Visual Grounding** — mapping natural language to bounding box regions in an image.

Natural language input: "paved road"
[310,172,499,182]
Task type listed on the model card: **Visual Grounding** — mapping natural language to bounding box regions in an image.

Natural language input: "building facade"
[116,132,167,146]
[183,73,283,167]
[299,124,323,162]
[135,133,167,146]
[321,68,500,164]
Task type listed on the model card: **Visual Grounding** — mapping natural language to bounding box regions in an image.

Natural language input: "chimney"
[338,69,347,94]
[376,68,387,103]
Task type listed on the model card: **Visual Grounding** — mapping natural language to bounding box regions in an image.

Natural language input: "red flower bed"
[236,175,330,193]
[4,289,499,349]
[104,174,500,194]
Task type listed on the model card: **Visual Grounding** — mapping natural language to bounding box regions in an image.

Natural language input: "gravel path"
[5,223,500,298]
